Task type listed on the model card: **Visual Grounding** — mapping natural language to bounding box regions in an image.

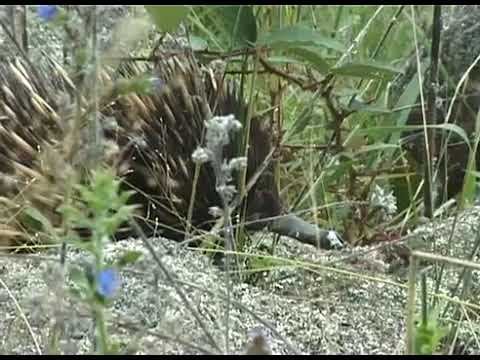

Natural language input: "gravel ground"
[1,206,480,355]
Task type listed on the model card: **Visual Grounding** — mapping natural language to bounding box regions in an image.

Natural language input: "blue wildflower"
[96,268,121,298]
[150,77,164,90]
[37,5,59,21]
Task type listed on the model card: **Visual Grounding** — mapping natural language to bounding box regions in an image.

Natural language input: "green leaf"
[384,58,428,157]
[216,5,257,47]
[70,266,88,285]
[356,124,472,150]
[462,170,477,208]
[264,55,304,65]
[433,123,471,151]
[286,91,324,139]
[74,48,89,69]
[461,150,479,208]
[286,46,331,74]
[94,291,112,306]
[116,250,144,268]
[257,25,345,52]
[346,98,391,114]
[341,143,399,157]
[145,5,190,33]
[22,206,55,234]
[248,255,285,272]
[106,342,122,355]
[414,308,448,355]
[68,266,92,301]
[115,75,160,96]
[331,61,403,80]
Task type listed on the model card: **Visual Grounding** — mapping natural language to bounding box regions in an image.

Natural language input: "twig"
[128,218,221,354]
[115,319,217,355]
[0,277,42,354]
[406,255,417,354]
[258,56,306,88]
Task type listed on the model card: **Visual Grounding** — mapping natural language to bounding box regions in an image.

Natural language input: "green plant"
[58,168,142,354]
[414,307,448,355]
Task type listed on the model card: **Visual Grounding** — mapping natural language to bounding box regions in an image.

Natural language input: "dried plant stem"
[0,277,41,354]
[129,218,221,353]
[221,193,234,354]
[185,162,202,239]
[406,255,417,354]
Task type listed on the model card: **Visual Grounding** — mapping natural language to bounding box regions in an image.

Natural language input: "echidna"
[0,52,343,250]
[395,5,480,201]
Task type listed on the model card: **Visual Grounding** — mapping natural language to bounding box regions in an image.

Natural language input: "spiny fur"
[0,53,282,248]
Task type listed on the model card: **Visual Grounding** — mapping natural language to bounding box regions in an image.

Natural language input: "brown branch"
[105,49,334,94]
[258,55,306,88]
[225,69,269,75]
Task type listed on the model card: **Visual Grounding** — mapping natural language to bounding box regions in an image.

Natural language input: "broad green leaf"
[461,168,477,208]
[217,5,257,47]
[257,25,345,52]
[190,6,256,49]
[385,58,428,156]
[145,5,190,33]
[331,61,403,80]
[460,140,480,208]
[429,123,471,151]
[342,143,399,157]
[356,124,472,151]
[265,55,304,65]
[466,170,480,179]
[286,46,331,74]
[347,98,391,114]
[22,206,55,233]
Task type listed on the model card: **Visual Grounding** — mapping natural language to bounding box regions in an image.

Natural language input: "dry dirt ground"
[1,206,480,355]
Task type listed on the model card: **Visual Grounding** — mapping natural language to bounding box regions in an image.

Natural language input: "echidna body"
[0,53,341,250]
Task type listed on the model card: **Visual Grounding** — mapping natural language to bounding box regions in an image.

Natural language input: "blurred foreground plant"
[58,168,142,354]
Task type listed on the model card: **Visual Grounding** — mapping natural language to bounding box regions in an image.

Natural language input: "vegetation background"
[0,5,479,355]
